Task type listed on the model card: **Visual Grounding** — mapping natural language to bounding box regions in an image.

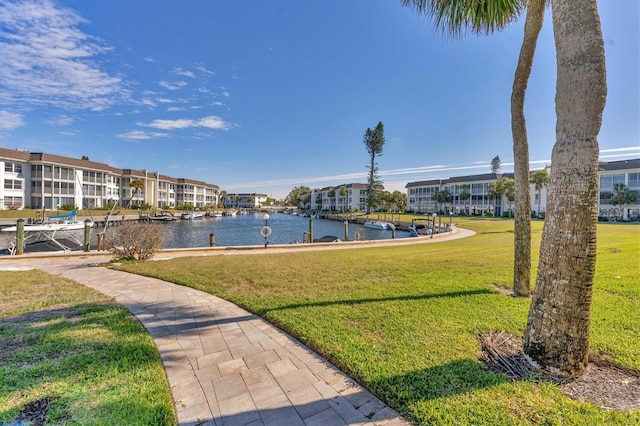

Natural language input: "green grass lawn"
[116,218,640,425]
[0,270,176,425]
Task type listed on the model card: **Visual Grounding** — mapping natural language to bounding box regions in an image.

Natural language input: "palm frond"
[401,0,527,36]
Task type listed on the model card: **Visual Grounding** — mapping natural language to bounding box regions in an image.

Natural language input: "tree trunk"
[523,0,607,378]
[512,0,545,298]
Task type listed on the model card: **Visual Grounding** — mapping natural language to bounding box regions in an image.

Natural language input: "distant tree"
[610,183,637,220]
[530,169,550,218]
[339,185,348,211]
[488,179,506,216]
[81,155,89,160]
[363,122,385,214]
[502,177,515,217]
[127,178,144,208]
[459,183,471,214]
[391,190,407,212]
[219,190,228,208]
[327,188,336,211]
[284,186,311,207]
[490,155,502,173]
[434,190,452,213]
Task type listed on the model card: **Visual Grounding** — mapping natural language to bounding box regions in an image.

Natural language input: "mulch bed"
[478,330,640,411]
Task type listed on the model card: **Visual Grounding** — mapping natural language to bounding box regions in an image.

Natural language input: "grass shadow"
[0,303,173,425]
[261,289,494,313]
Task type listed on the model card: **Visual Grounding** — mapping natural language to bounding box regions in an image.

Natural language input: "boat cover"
[48,209,76,219]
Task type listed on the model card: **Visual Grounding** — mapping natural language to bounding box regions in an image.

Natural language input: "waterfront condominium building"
[223,193,269,209]
[597,158,640,220]
[0,147,219,210]
[405,158,640,220]
[307,183,382,212]
[406,172,514,217]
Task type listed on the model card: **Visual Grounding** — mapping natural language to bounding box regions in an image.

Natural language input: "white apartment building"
[0,147,219,210]
[223,193,269,209]
[405,159,640,220]
[406,172,514,216]
[176,178,220,208]
[597,158,640,220]
[308,183,380,212]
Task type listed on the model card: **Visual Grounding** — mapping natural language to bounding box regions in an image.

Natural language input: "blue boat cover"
[49,209,76,219]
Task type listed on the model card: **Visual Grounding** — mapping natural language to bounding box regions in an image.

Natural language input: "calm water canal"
[159,212,410,248]
[0,212,410,252]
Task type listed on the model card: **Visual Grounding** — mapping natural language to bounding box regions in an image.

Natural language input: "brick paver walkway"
[2,256,410,426]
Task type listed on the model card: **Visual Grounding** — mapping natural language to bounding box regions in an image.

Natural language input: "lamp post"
[449,211,454,231]
[57,203,60,215]
[260,214,271,248]
[431,212,437,238]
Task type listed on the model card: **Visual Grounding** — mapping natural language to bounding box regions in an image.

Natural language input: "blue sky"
[0,0,638,199]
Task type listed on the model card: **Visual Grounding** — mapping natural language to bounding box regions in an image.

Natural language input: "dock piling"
[16,219,24,255]
[84,219,91,252]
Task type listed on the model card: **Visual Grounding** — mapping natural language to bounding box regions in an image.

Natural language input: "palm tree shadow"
[372,358,509,405]
[261,289,494,314]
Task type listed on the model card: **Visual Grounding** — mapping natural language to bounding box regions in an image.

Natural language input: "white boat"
[2,209,91,232]
[223,209,237,217]
[363,221,394,231]
[2,209,93,254]
[181,211,204,220]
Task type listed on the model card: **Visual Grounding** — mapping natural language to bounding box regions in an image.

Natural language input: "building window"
[3,179,22,190]
[3,196,23,208]
[4,162,23,173]
[629,173,639,189]
[600,174,626,190]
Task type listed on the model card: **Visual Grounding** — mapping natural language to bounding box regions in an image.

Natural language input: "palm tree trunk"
[537,189,542,218]
[512,0,545,298]
[523,0,607,378]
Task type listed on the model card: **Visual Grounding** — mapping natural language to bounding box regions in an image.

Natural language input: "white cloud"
[142,115,230,130]
[159,80,187,91]
[0,0,125,110]
[117,130,169,141]
[45,115,75,126]
[600,147,640,153]
[195,65,215,75]
[140,98,157,108]
[0,110,25,129]
[173,67,194,78]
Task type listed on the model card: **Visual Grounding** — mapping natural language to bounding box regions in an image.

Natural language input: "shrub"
[178,203,195,211]
[131,203,151,211]
[104,222,163,260]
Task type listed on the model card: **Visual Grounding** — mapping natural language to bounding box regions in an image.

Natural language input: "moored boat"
[1,209,92,232]
[181,211,204,220]
[363,220,394,231]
